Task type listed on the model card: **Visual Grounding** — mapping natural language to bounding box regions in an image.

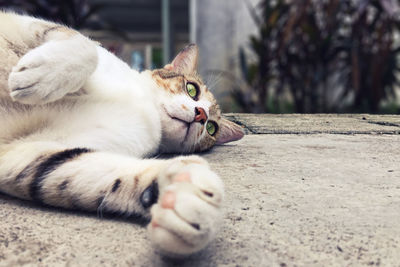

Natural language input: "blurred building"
[86,0,190,70]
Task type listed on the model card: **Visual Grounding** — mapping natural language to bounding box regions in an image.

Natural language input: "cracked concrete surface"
[224,114,400,135]
[1,114,400,266]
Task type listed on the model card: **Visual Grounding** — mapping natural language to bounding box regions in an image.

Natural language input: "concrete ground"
[1,114,399,266]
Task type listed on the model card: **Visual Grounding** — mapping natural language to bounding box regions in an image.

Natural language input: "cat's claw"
[148,156,224,256]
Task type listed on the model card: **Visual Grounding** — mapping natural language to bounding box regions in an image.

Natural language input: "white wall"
[191,0,260,111]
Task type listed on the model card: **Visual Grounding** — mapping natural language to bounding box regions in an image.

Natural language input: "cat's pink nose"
[161,191,175,209]
[194,107,207,124]
[174,172,191,183]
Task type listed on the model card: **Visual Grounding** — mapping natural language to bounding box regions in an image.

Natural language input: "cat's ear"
[165,44,199,74]
[216,118,245,145]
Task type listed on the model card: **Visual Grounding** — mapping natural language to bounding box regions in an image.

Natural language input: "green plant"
[344,0,400,113]
[237,0,400,114]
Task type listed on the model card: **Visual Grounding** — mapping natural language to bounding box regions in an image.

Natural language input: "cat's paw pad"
[8,42,86,105]
[148,157,224,256]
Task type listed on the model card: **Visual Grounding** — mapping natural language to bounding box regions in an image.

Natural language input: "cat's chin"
[159,109,195,153]
[161,119,203,153]
[160,121,188,153]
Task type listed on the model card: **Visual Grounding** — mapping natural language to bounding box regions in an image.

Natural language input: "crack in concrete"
[224,115,256,134]
[366,121,400,128]
[246,131,400,135]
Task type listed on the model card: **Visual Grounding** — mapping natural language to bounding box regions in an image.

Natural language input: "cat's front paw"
[148,156,224,256]
[8,40,94,105]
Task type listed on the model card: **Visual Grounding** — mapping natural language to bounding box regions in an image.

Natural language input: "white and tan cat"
[0,11,244,256]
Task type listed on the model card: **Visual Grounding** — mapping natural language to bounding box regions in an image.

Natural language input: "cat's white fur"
[0,11,245,256]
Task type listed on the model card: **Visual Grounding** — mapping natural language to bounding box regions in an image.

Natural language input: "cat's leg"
[8,28,98,105]
[0,141,223,255]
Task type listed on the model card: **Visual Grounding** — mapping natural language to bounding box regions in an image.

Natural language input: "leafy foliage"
[236,0,400,113]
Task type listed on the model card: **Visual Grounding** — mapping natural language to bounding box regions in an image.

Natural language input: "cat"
[0,11,244,256]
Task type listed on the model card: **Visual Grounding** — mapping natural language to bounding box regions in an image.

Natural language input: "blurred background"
[1,0,400,114]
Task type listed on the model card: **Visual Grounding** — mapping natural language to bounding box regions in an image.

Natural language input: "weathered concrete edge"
[223,113,400,135]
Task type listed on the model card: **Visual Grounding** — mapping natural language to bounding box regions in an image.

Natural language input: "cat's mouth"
[170,117,192,143]
[162,106,190,136]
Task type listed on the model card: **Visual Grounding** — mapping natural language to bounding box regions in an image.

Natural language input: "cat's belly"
[17,98,163,158]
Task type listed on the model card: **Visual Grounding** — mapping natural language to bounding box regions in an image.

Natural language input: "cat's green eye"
[186,82,198,99]
[206,121,217,136]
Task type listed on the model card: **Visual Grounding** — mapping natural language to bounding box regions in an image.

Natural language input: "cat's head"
[150,44,244,153]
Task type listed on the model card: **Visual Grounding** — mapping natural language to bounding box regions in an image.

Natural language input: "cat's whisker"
[191,129,201,153]
[152,153,162,159]
[205,71,223,92]
[97,194,108,219]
